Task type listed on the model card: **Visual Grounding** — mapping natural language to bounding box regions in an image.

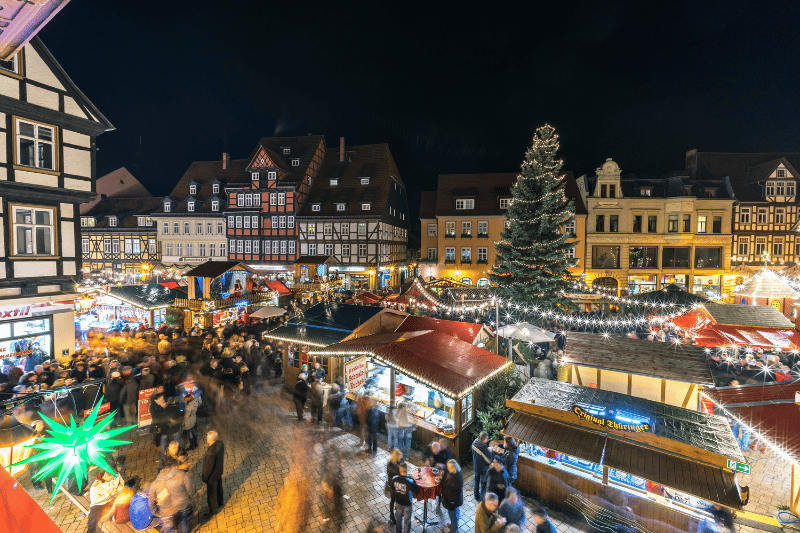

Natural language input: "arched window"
[477,277,490,287]
[460,277,473,285]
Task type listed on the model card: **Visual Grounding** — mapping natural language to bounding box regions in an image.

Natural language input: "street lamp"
[0,413,36,475]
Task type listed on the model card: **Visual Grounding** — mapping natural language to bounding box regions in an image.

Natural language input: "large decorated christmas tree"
[489,124,576,308]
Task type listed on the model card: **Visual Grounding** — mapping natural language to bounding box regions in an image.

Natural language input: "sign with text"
[0,305,31,320]
[84,402,110,420]
[345,356,367,393]
[572,405,651,433]
[726,459,750,474]
[137,387,158,428]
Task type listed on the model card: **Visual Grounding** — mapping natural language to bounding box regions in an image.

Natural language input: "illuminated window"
[109,216,117,227]
[455,198,474,210]
[775,208,785,224]
[189,184,196,194]
[15,118,56,170]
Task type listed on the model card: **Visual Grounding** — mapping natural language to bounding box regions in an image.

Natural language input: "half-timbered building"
[0,36,113,366]
[296,140,409,290]
[225,135,325,279]
[80,196,162,280]
[151,153,248,268]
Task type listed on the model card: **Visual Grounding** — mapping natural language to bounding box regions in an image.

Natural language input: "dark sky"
[37,1,800,220]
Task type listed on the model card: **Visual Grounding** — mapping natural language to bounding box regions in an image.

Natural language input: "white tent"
[251,306,287,319]
[497,322,555,344]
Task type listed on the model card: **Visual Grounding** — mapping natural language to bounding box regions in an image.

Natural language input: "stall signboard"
[572,404,652,433]
[0,305,32,320]
[138,387,158,428]
[726,459,751,474]
[345,356,367,393]
[84,402,110,420]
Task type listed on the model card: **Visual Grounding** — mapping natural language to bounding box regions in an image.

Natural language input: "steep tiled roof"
[436,173,517,217]
[153,159,250,215]
[686,151,800,202]
[419,191,436,219]
[299,143,404,218]
[83,197,163,229]
[248,135,326,186]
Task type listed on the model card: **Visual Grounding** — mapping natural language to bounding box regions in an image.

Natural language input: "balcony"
[444,233,457,239]
[461,233,472,239]
[444,258,456,265]
[175,291,275,312]
[477,233,489,239]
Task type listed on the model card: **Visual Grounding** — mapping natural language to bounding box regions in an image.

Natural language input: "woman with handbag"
[440,459,464,533]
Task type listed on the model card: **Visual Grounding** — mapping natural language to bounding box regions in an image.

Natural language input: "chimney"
[339,137,345,162]
[222,152,230,170]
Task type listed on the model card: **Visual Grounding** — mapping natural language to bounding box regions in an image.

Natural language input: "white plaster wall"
[0,264,5,277]
[62,130,91,148]
[14,261,56,277]
[15,170,57,187]
[25,83,59,110]
[37,285,60,293]
[63,97,85,119]
[64,177,91,192]
[63,146,91,177]
[0,76,19,99]
[60,203,73,216]
[24,46,65,90]
[63,261,76,276]
[0,131,6,163]
[0,167,7,180]
[51,309,76,363]
[60,220,75,257]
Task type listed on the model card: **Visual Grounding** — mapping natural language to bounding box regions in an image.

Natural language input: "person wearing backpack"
[149,453,194,533]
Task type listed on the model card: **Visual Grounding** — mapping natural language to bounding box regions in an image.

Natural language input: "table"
[412,466,442,532]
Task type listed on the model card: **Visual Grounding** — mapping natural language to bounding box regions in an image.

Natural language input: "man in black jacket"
[293,373,308,421]
[390,463,420,533]
[202,430,225,517]
[484,456,510,502]
[471,431,494,501]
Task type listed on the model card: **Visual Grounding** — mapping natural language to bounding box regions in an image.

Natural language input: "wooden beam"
[627,373,632,396]
[596,368,602,389]
[574,365,583,386]
[603,465,609,486]
[661,379,667,403]
[681,384,696,409]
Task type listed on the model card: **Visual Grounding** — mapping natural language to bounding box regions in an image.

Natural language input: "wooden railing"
[292,279,343,292]
[174,291,275,311]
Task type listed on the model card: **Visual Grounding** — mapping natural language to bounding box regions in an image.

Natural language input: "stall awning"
[504,412,606,464]
[395,315,488,344]
[107,285,181,310]
[263,323,351,347]
[265,280,292,297]
[603,438,743,508]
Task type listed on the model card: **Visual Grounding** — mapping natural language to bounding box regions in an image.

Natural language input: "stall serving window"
[0,316,53,375]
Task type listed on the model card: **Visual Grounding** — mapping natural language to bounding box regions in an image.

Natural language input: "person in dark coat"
[497,488,526,530]
[386,449,404,524]
[118,371,139,427]
[497,436,519,486]
[104,372,123,421]
[485,456,510,503]
[202,430,225,517]
[471,431,494,501]
[293,374,308,421]
[365,401,380,453]
[440,459,464,532]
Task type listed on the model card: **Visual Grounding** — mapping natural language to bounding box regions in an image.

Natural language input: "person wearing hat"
[149,452,194,532]
[139,366,155,390]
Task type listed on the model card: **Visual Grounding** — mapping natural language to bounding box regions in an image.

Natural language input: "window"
[137,216,145,226]
[173,222,179,234]
[103,238,111,254]
[149,238,157,255]
[444,247,455,262]
[11,205,55,256]
[682,214,691,232]
[312,204,321,211]
[164,201,171,212]
[219,242,226,256]
[647,215,657,232]
[460,247,472,262]
[162,222,169,234]
[269,240,277,254]
[340,223,349,235]
[278,192,286,205]
[324,243,334,256]
[427,248,437,260]
[697,216,707,233]
[668,215,678,233]
[592,246,620,268]
[279,216,286,228]
[199,242,205,256]
[324,223,332,236]
[662,247,690,268]
[632,215,642,233]
[477,247,488,262]
[713,216,722,233]
[244,216,250,229]
[739,207,750,224]
[777,182,786,195]
[237,194,244,207]
[283,147,291,155]
[166,243,173,256]
[251,172,259,181]
[288,241,296,255]
[755,237,767,256]
[81,217,95,227]
[361,203,371,210]
[244,194,252,207]
[236,216,242,229]
[360,177,370,185]
[773,238,784,257]
[629,247,658,268]
[217,222,224,234]
[271,216,278,227]
[640,188,652,196]
[737,237,749,256]
[176,243,183,256]
[343,244,351,256]
[499,198,511,209]
[206,222,213,234]
[757,208,768,224]
[253,240,260,254]
[309,223,316,235]
[609,215,619,233]
[445,221,456,236]
[788,182,796,196]
[237,240,244,253]
[309,243,316,255]
[209,200,218,212]
[82,238,89,254]
[209,243,216,257]
[776,208,786,224]
[187,201,195,212]
[0,56,17,73]
[197,222,203,234]
[186,243,192,256]
[280,240,287,254]
[595,215,605,232]
[478,221,489,236]
[292,159,299,166]
[330,179,338,186]
[15,119,55,170]
[228,215,234,228]
[288,216,295,229]
[455,198,474,210]
[358,223,366,236]
[183,222,190,234]
[428,223,438,237]
[245,240,251,253]
[600,184,607,198]
[212,183,219,194]
[268,171,276,180]
[777,168,787,178]
[564,220,576,237]
[695,248,721,268]
[113,239,120,254]
[565,245,575,259]
[461,221,472,236]
[252,216,259,228]
[704,189,717,198]
[108,216,117,227]
[336,204,345,211]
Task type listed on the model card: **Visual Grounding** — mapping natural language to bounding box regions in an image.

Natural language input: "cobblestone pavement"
[22,376,793,533]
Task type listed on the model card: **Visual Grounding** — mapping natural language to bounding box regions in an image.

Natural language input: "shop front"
[0,303,74,371]
[660,274,687,290]
[693,274,722,299]
[505,379,748,533]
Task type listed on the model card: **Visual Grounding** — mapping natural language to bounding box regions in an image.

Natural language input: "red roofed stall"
[395,315,493,346]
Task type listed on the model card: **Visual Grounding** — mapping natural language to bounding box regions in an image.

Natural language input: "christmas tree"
[489,124,576,308]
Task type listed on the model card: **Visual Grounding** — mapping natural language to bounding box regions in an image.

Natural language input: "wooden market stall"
[560,332,714,410]
[505,378,749,533]
[310,330,512,463]
[733,269,800,322]
[78,284,181,329]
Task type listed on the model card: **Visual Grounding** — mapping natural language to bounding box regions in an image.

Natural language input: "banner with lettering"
[344,356,367,393]
[138,387,158,428]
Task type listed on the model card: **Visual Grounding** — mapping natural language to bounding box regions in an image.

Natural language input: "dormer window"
[336,203,345,211]
[189,184,197,195]
[81,217,95,227]
[684,185,692,196]
[212,200,219,212]
[292,159,300,166]
[777,168,786,178]
[164,202,171,212]
[640,188,652,197]
[705,188,717,198]
[212,183,219,194]
[499,198,511,209]
[251,172,259,181]
[109,216,117,227]
[138,216,146,226]
[283,147,291,155]
[312,204,321,212]
[455,198,474,210]
[360,177,370,185]
[361,203,371,211]
[330,179,339,186]
[187,201,195,212]
[268,171,276,180]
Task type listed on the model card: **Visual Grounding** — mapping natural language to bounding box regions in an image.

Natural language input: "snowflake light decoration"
[10,397,135,503]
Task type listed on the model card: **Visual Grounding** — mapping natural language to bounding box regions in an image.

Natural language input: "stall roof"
[733,269,800,299]
[184,261,256,278]
[504,412,606,463]
[349,292,382,305]
[703,382,800,464]
[497,322,555,344]
[293,255,337,264]
[699,302,793,328]
[263,323,352,348]
[265,280,292,297]
[562,332,714,385]
[395,315,488,344]
[509,378,745,464]
[633,283,707,306]
[297,302,384,331]
[251,306,287,319]
[158,281,181,289]
[701,324,800,350]
[309,330,431,355]
[107,285,181,310]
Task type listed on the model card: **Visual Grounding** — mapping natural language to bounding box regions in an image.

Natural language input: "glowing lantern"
[0,413,36,476]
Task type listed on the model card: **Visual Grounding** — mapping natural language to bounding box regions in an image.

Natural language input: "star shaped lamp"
[10,397,136,503]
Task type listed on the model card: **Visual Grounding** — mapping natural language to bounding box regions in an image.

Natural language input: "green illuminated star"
[10,396,136,504]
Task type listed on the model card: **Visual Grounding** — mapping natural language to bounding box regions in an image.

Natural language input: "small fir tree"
[489,124,576,308]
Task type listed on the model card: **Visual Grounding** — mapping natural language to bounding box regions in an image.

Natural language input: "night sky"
[36,1,800,220]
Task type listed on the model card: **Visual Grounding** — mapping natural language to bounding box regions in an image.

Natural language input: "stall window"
[461,394,473,426]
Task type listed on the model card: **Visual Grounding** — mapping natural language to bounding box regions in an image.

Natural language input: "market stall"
[560,332,714,409]
[310,330,512,462]
[504,378,749,533]
[76,285,179,331]
[394,315,493,346]
[733,268,799,322]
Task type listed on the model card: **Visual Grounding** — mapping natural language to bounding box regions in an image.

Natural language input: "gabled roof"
[108,284,181,309]
[185,261,256,278]
[292,302,384,331]
[247,135,326,186]
[152,158,250,215]
[82,168,151,214]
[436,173,517,217]
[700,302,793,328]
[299,143,404,218]
[732,269,800,300]
[395,315,488,344]
[82,197,163,229]
[419,191,437,219]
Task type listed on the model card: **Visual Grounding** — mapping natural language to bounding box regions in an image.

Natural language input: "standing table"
[412,466,442,532]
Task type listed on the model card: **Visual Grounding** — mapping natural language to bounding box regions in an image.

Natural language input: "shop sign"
[572,404,651,433]
[137,387,158,428]
[84,402,110,419]
[0,305,32,320]
[726,459,750,474]
[345,356,367,393]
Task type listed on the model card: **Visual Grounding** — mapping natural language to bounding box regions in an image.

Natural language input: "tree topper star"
[10,396,135,503]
